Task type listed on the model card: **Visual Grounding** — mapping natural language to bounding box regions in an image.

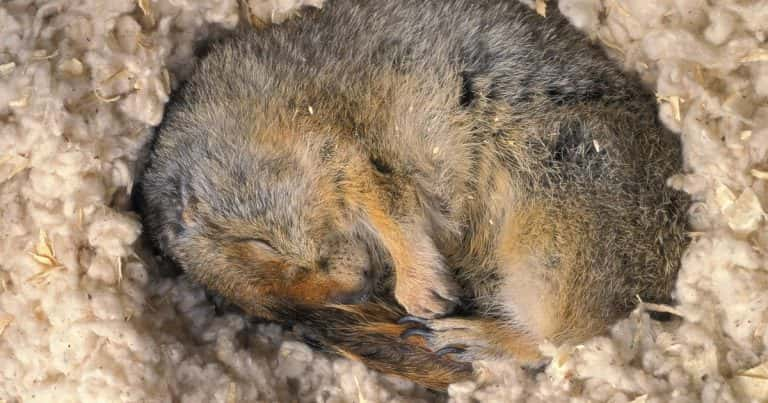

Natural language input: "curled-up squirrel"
[135,0,689,390]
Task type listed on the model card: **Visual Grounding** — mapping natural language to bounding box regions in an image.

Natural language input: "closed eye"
[231,237,278,254]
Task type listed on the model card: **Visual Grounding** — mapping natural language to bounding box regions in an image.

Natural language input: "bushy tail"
[277,300,474,390]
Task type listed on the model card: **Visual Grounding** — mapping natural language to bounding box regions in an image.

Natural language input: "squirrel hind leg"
[493,251,611,349]
[493,203,615,347]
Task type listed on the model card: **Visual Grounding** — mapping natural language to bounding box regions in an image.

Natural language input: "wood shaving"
[162,69,171,95]
[59,58,84,76]
[93,89,122,103]
[597,33,626,57]
[739,49,768,63]
[116,256,123,284]
[641,302,685,318]
[239,0,270,29]
[137,33,155,49]
[27,230,65,285]
[736,363,768,380]
[607,0,631,18]
[656,94,682,121]
[77,207,85,229]
[0,62,15,76]
[137,0,152,17]
[751,169,768,180]
[0,314,13,336]
[0,154,29,183]
[30,49,59,61]
[32,230,56,262]
[636,295,685,317]
[9,94,30,108]
[731,362,768,400]
[714,182,736,212]
[354,376,367,403]
[227,382,237,403]
[100,68,129,85]
[136,0,156,28]
[27,269,63,286]
[535,0,547,17]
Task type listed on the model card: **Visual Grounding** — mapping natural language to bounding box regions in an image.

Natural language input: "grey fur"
[135,0,689,383]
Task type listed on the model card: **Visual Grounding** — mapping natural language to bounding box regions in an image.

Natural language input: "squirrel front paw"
[394,267,460,318]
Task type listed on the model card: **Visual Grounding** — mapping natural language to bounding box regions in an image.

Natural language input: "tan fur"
[136,0,690,391]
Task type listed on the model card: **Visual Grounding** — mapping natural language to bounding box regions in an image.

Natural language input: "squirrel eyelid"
[235,237,278,253]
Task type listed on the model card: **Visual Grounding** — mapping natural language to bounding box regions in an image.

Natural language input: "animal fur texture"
[135,0,689,389]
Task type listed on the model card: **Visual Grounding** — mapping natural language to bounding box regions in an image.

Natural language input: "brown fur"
[135,0,690,390]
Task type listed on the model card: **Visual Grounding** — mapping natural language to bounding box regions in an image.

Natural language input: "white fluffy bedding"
[1,0,767,401]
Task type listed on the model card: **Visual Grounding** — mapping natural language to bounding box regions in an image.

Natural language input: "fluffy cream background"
[1,0,767,402]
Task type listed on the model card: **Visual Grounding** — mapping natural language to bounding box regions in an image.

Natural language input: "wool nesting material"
[1,0,767,402]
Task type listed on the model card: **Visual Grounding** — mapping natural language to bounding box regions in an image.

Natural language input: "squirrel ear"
[178,175,198,226]
[159,175,197,249]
